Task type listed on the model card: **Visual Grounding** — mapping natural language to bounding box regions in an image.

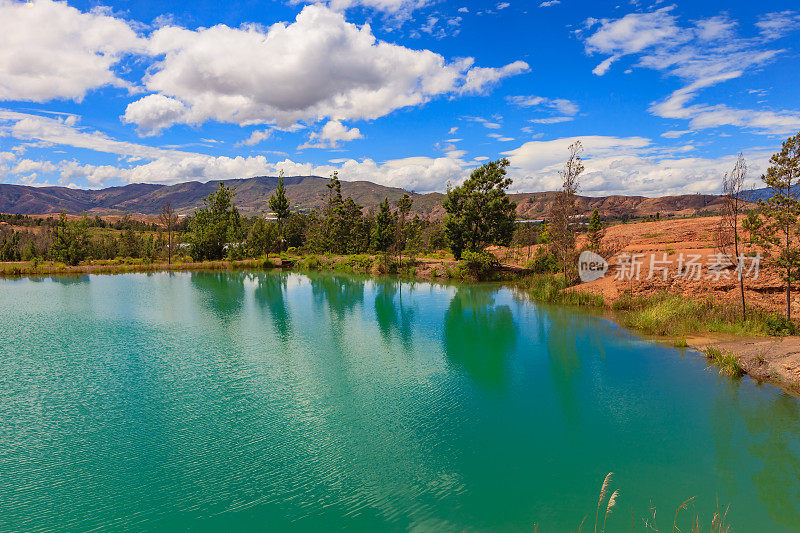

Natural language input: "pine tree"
[758,132,800,320]
[443,159,516,260]
[396,193,413,262]
[373,197,394,253]
[269,170,291,252]
[586,208,604,250]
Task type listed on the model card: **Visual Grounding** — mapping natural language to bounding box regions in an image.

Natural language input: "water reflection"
[374,279,414,350]
[50,274,90,285]
[310,273,364,318]
[443,286,517,391]
[539,306,603,421]
[743,392,800,527]
[253,272,292,341]
[4,271,800,530]
[189,272,246,321]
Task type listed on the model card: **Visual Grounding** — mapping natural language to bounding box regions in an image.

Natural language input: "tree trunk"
[733,224,744,321]
[787,269,792,321]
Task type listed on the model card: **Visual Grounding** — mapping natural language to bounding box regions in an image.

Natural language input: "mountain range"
[0,175,742,220]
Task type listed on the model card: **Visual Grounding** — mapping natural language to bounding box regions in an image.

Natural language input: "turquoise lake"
[1,271,800,531]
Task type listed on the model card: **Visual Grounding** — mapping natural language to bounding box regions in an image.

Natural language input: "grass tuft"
[705,347,746,377]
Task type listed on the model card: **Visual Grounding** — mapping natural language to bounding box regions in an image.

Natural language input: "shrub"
[765,314,797,336]
[458,250,499,280]
[340,254,373,273]
[525,246,558,274]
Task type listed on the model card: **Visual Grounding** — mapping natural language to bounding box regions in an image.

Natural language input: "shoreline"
[685,335,800,397]
[3,257,798,396]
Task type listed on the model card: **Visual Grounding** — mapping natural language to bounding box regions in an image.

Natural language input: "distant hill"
[0,175,735,220]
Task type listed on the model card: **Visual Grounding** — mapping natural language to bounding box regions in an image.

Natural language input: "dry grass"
[566,473,731,533]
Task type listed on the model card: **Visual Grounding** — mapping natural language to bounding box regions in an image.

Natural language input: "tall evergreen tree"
[50,212,90,266]
[758,132,800,320]
[396,193,413,262]
[373,197,395,253]
[586,208,604,250]
[269,170,291,252]
[190,182,241,261]
[442,159,517,260]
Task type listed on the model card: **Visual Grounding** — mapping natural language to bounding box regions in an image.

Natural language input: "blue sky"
[1,0,799,196]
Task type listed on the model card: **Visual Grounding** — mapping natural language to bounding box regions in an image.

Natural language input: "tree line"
[0,160,523,266]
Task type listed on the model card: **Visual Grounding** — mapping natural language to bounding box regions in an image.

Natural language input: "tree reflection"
[741,391,800,527]
[537,305,610,422]
[310,273,364,319]
[189,271,246,321]
[253,272,292,341]
[443,286,516,391]
[374,280,414,350]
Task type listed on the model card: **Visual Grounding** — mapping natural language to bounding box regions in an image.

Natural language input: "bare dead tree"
[159,201,178,265]
[717,153,748,320]
[548,140,584,280]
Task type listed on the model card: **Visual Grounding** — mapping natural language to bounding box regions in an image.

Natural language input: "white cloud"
[239,129,273,147]
[508,95,578,115]
[488,133,515,141]
[756,11,800,40]
[539,0,559,7]
[661,130,692,138]
[501,135,771,196]
[467,116,503,129]
[529,116,573,124]
[291,0,430,17]
[121,94,188,135]
[0,0,144,102]
[0,108,465,191]
[651,74,800,135]
[3,108,781,198]
[0,108,187,161]
[298,120,363,149]
[581,7,800,135]
[122,5,527,133]
[497,3,510,10]
[459,60,530,94]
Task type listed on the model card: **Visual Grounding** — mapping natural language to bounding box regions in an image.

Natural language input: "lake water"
[1,271,799,531]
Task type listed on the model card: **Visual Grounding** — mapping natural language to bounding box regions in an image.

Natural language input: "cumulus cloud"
[0,0,144,102]
[298,120,363,149]
[120,5,527,133]
[0,108,468,191]
[3,108,779,198]
[502,135,771,196]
